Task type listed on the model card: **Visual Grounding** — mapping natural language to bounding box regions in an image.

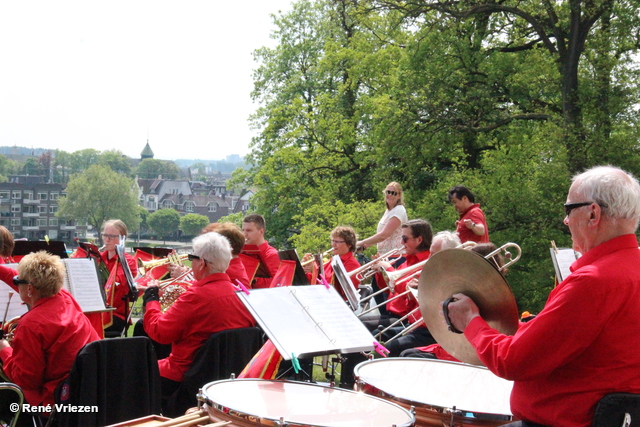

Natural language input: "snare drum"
[200,378,415,427]
[354,358,513,426]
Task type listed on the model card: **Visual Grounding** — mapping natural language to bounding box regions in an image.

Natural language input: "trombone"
[348,247,404,282]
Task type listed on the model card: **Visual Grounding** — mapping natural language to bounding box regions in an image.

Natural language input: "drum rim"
[200,378,416,427]
[353,358,513,422]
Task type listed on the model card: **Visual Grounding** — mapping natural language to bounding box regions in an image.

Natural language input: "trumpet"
[301,248,334,267]
[138,253,189,275]
[348,247,404,282]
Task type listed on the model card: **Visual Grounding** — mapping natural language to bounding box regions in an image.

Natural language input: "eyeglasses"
[101,233,119,240]
[13,276,28,287]
[188,253,210,264]
[401,235,416,243]
[385,190,398,196]
[331,239,345,244]
[564,201,608,216]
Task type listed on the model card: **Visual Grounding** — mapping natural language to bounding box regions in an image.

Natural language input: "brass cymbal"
[418,248,519,366]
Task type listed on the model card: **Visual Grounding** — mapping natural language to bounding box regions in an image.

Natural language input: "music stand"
[278,249,309,286]
[77,241,102,259]
[13,240,69,258]
[332,255,360,311]
[116,240,138,337]
[133,247,174,258]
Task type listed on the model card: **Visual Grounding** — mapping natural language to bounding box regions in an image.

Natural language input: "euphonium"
[138,253,189,275]
[158,270,193,312]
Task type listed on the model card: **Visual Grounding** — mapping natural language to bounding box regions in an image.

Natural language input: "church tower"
[141,140,154,160]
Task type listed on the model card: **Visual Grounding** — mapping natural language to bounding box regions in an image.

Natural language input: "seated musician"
[445,166,640,427]
[302,226,361,289]
[100,219,139,335]
[0,251,100,412]
[142,232,256,408]
[371,219,437,357]
[168,222,251,288]
[0,225,15,263]
[242,214,280,288]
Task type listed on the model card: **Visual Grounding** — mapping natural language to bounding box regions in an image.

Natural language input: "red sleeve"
[1,320,47,392]
[0,264,18,292]
[143,299,187,345]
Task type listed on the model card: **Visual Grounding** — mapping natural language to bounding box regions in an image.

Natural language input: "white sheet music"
[550,248,580,283]
[63,258,108,313]
[0,263,28,320]
[237,286,375,359]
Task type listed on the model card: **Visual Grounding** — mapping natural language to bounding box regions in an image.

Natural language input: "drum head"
[354,358,513,421]
[418,249,519,366]
[202,379,415,427]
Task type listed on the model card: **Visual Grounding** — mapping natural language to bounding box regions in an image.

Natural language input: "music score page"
[237,286,375,360]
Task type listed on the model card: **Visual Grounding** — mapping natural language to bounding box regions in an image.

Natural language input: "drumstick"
[200,422,232,427]
[171,415,210,427]
[153,411,205,427]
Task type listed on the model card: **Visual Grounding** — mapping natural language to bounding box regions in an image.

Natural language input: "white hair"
[432,230,461,250]
[192,232,232,274]
[572,166,640,228]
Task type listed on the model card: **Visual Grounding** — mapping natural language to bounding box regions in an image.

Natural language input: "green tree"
[0,155,19,182]
[98,149,132,175]
[217,212,245,228]
[57,165,140,241]
[147,209,181,243]
[180,213,210,237]
[135,158,182,180]
[69,149,101,174]
[22,157,43,176]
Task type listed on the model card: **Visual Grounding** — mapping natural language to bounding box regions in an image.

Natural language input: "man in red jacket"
[142,232,255,407]
[242,214,280,288]
[448,185,489,243]
[445,166,640,427]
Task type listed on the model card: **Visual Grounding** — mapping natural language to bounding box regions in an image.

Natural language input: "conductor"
[444,166,640,427]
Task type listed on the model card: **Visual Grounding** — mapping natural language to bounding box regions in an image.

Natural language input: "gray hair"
[572,166,640,227]
[432,230,461,250]
[192,232,232,274]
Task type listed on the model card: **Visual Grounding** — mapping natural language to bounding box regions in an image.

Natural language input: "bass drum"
[200,378,415,427]
[354,358,514,426]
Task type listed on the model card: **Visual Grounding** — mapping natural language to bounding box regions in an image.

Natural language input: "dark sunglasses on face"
[13,276,28,287]
[385,190,398,196]
[188,253,210,264]
[401,235,415,243]
[564,201,608,216]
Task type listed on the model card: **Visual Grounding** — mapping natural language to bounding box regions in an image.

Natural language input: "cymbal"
[418,248,519,366]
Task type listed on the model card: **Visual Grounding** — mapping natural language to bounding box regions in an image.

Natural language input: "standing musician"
[445,166,640,427]
[0,251,100,411]
[302,226,361,289]
[448,185,490,244]
[242,214,280,289]
[141,232,255,409]
[100,219,138,335]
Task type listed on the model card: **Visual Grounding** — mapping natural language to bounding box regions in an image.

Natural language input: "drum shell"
[354,358,514,427]
[200,378,415,427]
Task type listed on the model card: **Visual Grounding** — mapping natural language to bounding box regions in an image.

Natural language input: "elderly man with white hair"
[445,166,640,427]
[143,232,255,404]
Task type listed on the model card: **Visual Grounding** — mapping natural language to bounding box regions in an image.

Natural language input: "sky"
[0,1,294,162]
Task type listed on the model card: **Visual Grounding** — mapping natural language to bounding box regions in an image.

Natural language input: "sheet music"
[63,258,108,313]
[237,286,374,359]
[0,263,28,320]
[550,248,580,283]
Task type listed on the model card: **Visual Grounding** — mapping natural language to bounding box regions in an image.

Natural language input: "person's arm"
[0,264,18,292]
[462,219,485,236]
[357,216,402,249]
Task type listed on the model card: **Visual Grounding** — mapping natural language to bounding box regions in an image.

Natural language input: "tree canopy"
[57,164,140,237]
[147,208,181,242]
[180,213,210,237]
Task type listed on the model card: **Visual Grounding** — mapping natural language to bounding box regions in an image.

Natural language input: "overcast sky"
[0,1,293,161]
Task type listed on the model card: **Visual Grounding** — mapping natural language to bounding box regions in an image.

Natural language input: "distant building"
[141,141,154,160]
[0,175,88,242]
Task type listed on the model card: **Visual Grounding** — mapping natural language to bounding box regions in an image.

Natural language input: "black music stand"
[115,242,138,337]
[13,240,69,258]
[278,249,309,286]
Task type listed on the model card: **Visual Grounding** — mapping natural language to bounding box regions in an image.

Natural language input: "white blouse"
[376,205,408,254]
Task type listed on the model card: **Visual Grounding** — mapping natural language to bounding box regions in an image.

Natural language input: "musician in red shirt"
[303,226,361,290]
[142,232,255,407]
[448,185,489,243]
[445,166,640,427]
[100,219,138,335]
[0,251,100,409]
[242,214,280,288]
